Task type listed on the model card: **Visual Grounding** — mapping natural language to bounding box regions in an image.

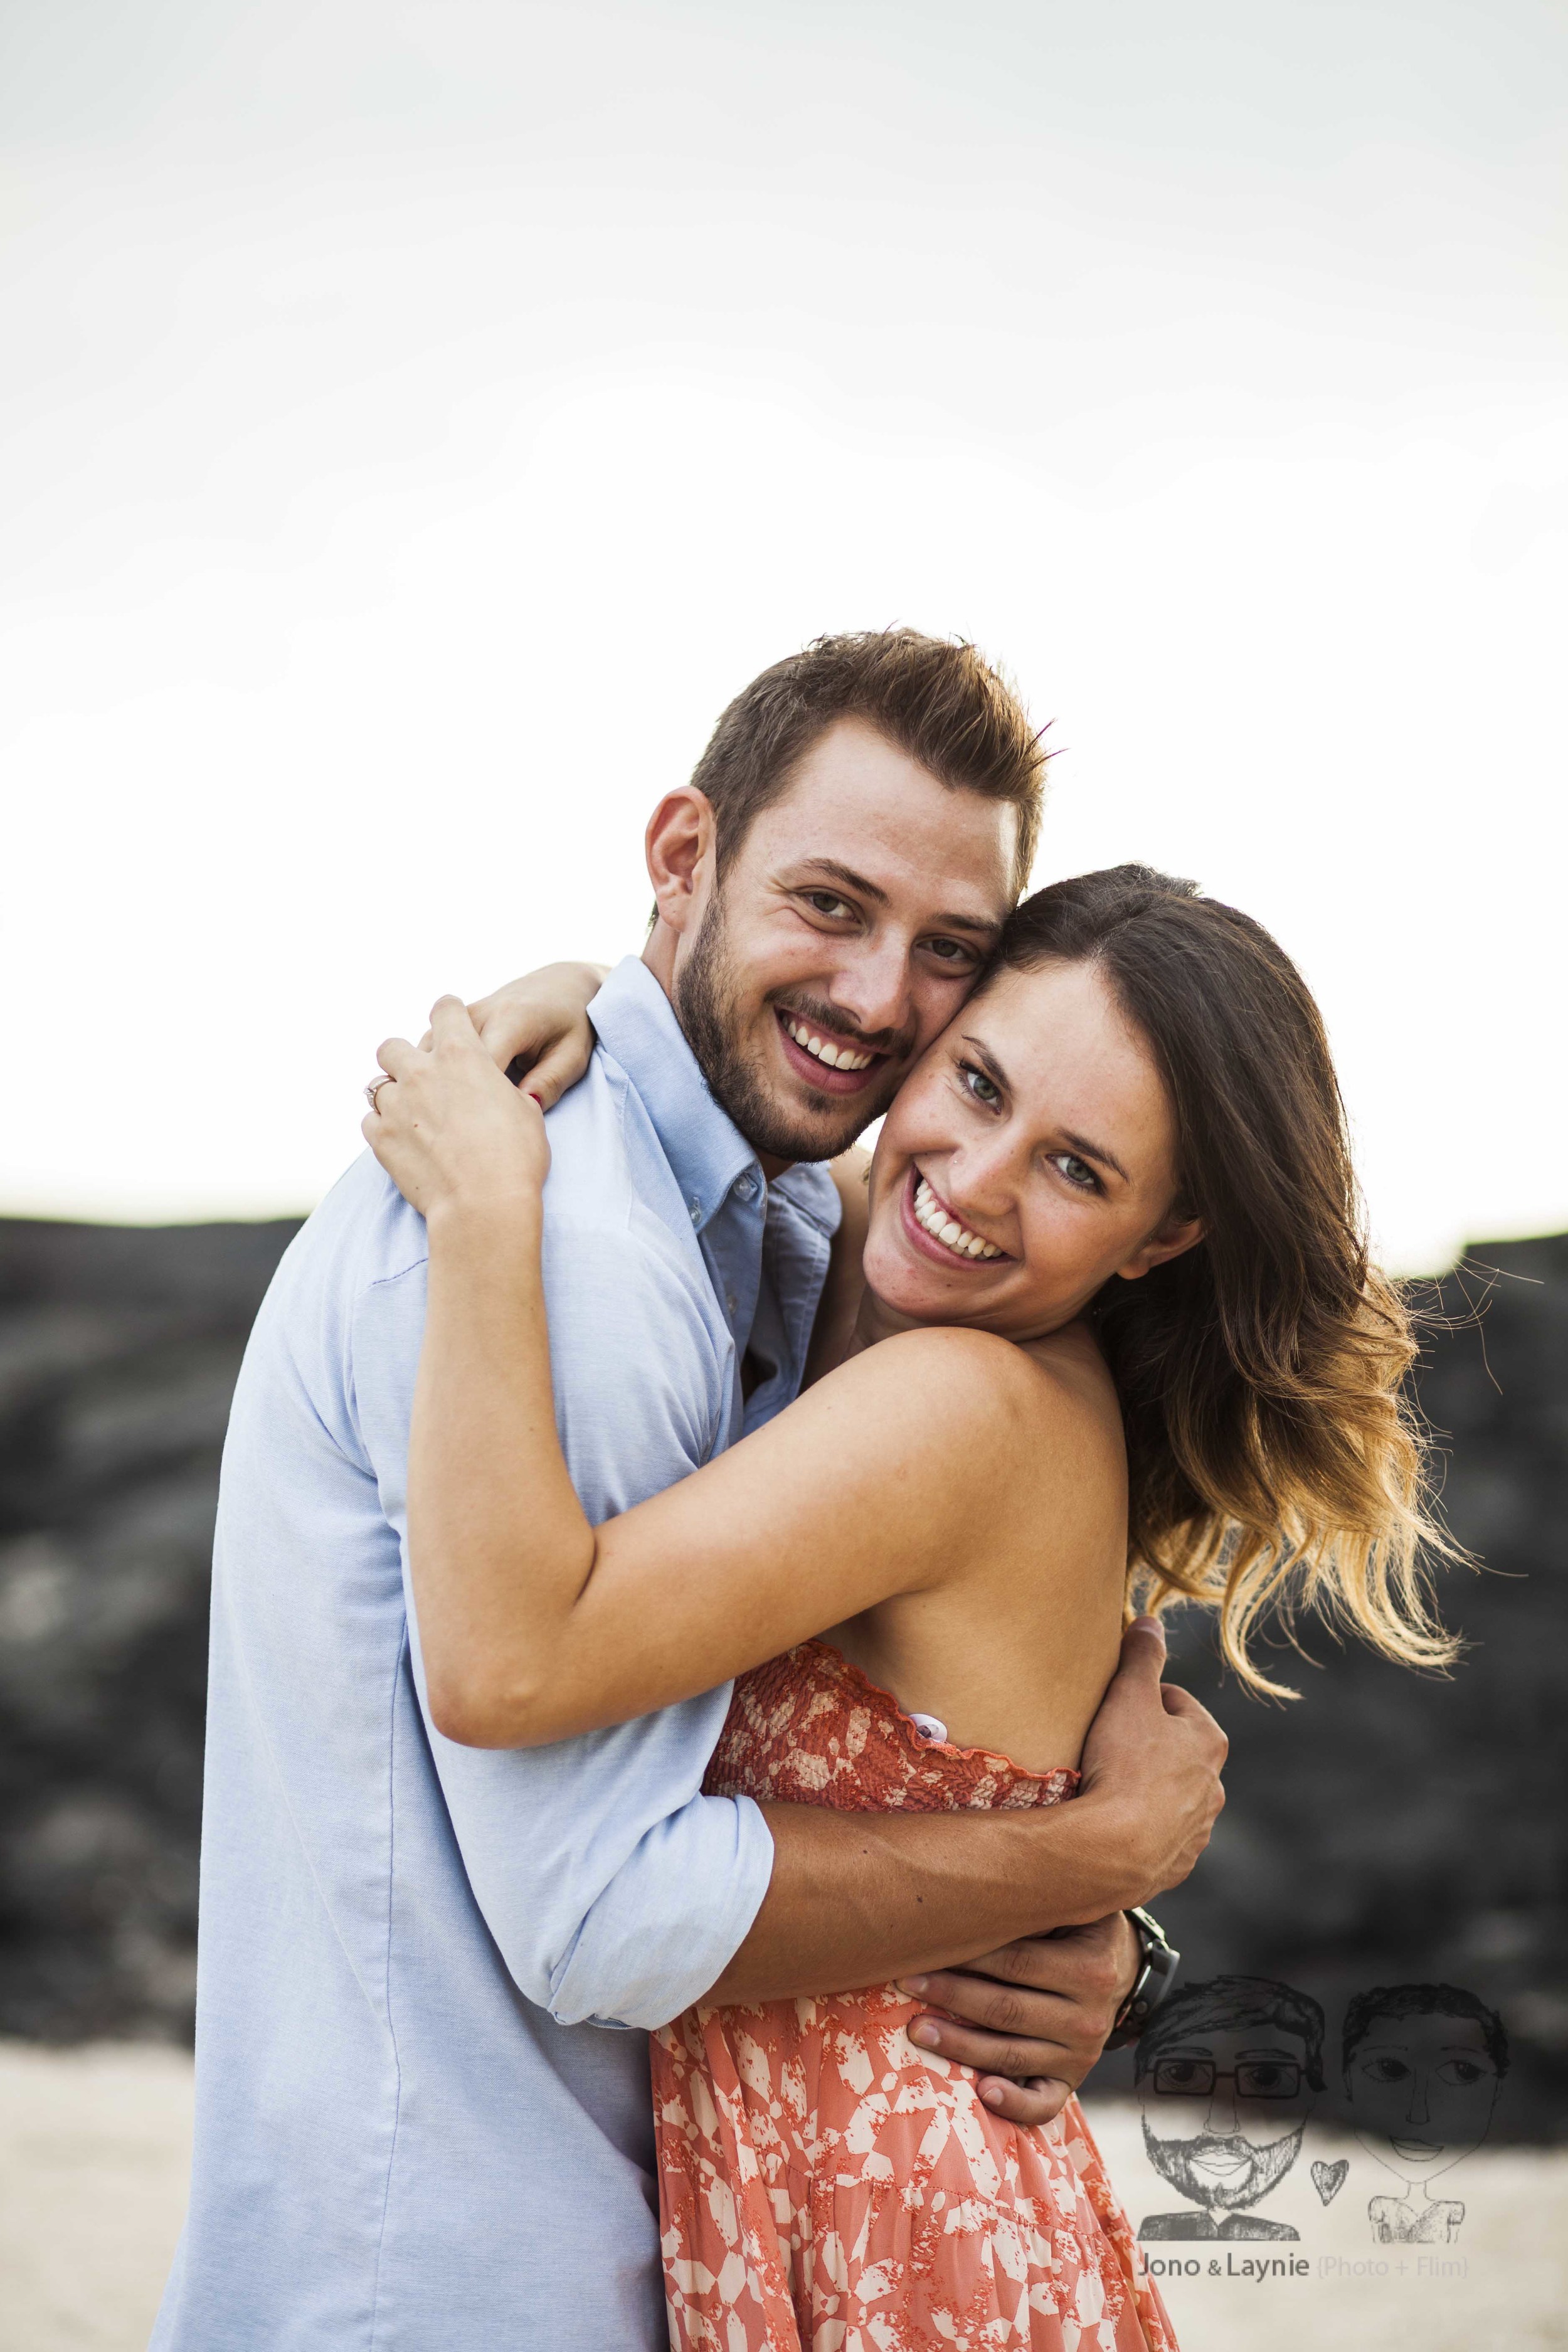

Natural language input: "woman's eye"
[1049,1152,1098,1192]
[1439,2060,1485,2086]
[959,1063,1000,1106]
[1366,2058,1410,2084]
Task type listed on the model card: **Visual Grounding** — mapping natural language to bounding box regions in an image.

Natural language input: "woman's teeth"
[913,1176,1002,1261]
[784,1016,875,1073]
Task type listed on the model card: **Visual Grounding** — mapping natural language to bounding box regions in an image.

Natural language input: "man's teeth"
[784,1016,875,1073]
[913,1177,1002,1261]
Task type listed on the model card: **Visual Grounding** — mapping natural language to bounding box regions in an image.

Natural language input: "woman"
[364,866,1454,2351]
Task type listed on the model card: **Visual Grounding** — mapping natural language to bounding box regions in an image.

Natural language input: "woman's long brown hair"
[997,866,1461,1696]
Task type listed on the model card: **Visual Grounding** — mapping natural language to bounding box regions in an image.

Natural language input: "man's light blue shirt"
[152,958,840,2351]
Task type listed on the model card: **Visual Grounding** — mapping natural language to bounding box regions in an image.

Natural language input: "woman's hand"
[364,997,550,1225]
[420,961,609,1110]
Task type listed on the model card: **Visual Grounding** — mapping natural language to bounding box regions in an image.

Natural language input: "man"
[154,630,1226,2349]
[1135,1974,1324,2239]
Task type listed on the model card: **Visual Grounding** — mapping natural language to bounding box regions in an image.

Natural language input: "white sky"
[3,0,1564,1269]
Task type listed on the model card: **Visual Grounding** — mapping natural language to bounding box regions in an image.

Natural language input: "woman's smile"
[901,1166,1009,1266]
[860,958,1202,1345]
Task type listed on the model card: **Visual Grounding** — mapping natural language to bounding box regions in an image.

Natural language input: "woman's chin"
[862,1246,993,1330]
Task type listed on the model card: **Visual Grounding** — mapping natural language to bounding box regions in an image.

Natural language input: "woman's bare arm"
[413,1201,1059,1746]
[366,1002,1078,1751]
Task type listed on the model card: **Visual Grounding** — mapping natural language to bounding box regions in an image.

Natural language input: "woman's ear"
[1115,1213,1205,1283]
[645,788,718,938]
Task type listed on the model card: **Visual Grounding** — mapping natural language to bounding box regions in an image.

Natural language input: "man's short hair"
[689,628,1046,898]
[1136,1974,1327,2092]
[1341,1983,1510,2078]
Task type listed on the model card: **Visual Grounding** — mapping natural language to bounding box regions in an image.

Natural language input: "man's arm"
[351,1212,785,2030]
[711,1616,1224,2119]
[719,1617,1220,2000]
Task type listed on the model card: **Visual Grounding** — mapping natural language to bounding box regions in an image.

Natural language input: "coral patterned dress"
[653,1641,1176,2352]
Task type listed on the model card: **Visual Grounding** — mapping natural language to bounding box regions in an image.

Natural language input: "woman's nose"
[1406,2072,1431,2127]
[943,1140,1020,1222]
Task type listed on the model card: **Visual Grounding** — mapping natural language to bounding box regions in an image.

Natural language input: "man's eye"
[1049,1152,1098,1192]
[924,936,977,966]
[804,893,853,918]
[1439,2060,1486,2086]
[960,1063,1000,1107]
[1365,2057,1410,2084]
[1238,2063,1297,2097]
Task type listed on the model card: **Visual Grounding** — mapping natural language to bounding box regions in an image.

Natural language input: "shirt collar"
[589,957,758,1236]
[591,956,844,1242]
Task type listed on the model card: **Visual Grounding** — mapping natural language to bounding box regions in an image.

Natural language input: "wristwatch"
[1103,1907,1180,2050]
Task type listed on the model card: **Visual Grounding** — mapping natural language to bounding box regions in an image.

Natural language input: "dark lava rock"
[0,1218,1562,2137]
[1116,1236,1568,2141]
[0,1219,300,2042]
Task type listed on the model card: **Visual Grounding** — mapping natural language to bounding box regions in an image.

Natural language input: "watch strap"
[1103,1906,1180,2050]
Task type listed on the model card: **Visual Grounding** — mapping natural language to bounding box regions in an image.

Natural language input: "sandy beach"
[2,2040,1564,2350]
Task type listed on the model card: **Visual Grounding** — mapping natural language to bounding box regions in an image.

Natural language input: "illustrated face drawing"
[1342,1986,1505,2193]
[1135,1976,1324,2238]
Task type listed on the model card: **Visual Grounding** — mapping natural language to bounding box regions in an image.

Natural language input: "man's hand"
[897,1913,1141,2126]
[1073,1615,1227,1912]
[889,1618,1224,2126]
[710,1619,1223,2091]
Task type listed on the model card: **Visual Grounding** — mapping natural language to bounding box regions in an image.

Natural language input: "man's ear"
[1115,1213,1205,1284]
[645,788,718,939]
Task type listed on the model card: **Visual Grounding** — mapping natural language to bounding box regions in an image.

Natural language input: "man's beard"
[1142,2119,1305,2214]
[673,893,898,1166]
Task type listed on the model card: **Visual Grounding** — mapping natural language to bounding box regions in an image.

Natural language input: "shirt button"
[734,1172,760,1202]
[726,1291,738,1316]
[688,1197,702,1226]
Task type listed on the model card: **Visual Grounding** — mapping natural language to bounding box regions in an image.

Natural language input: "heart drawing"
[1311,2159,1350,2205]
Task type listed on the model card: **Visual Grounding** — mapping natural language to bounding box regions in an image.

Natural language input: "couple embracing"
[154,632,1447,2351]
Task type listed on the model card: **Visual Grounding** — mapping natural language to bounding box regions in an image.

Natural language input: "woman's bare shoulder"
[787,1325,1124,1596]
[1025,1318,1123,1423]
[817,1322,1118,1475]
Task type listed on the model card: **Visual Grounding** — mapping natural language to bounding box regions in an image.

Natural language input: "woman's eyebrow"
[1060,1127,1131,1186]
[960,1035,1012,1090]
[960,1036,1130,1184]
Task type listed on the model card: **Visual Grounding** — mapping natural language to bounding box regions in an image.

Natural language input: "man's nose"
[1204,2085,1241,2136]
[828,936,915,1048]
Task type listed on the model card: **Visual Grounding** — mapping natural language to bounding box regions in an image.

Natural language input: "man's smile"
[1188,2144,1255,2181]
[773,1005,889,1096]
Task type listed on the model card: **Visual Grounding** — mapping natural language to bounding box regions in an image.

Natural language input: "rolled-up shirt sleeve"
[351,1209,775,2031]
